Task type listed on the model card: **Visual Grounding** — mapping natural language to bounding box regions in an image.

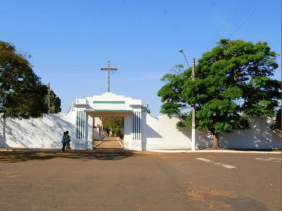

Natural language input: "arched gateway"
[65,92,144,151]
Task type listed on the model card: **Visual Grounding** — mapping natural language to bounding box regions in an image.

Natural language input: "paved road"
[0,150,280,211]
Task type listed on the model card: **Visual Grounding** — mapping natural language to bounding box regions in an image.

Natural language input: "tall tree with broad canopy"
[158,39,281,149]
[0,41,49,118]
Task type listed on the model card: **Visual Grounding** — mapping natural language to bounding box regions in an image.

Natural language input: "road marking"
[196,158,236,169]
[255,158,281,162]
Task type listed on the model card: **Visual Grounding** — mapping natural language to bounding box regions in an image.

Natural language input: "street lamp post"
[179,49,196,151]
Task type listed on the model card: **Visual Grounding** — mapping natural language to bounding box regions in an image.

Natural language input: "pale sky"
[0,0,280,117]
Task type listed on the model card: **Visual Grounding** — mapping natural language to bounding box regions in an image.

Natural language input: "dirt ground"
[0,144,280,210]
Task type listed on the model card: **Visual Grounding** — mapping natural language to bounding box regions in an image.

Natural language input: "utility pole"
[47,82,50,114]
[192,58,196,151]
[179,49,196,151]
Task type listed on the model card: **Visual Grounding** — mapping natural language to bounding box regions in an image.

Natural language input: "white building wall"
[85,92,142,111]
[66,106,92,150]
[123,114,132,150]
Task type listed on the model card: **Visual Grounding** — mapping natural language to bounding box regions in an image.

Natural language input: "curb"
[0,148,280,154]
[148,150,281,154]
[93,138,107,149]
[116,137,124,148]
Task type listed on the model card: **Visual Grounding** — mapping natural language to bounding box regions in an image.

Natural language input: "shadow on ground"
[197,148,281,151]
[0,149,136,163]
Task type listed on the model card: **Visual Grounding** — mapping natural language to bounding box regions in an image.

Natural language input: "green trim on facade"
[76,111,85,140]
[132,111,141,140]
[94,110,132,112]
[92,101,125,104]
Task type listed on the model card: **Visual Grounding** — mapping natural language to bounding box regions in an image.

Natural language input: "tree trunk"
[212,133,220,149]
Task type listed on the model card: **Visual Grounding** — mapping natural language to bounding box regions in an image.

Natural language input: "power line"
[201,0,257,53]
[200,0,246,52]
[218,0,254,38]
[200,0,249,52]
[226,0,265,39]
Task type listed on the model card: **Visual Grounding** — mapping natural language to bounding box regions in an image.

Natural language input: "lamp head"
[179,49,183,53]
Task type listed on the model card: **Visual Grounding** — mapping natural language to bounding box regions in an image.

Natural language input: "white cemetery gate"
[66,92,143,150]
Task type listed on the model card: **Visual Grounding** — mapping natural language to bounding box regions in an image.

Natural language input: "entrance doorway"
[84,109,133,151]
[93,116,124,149]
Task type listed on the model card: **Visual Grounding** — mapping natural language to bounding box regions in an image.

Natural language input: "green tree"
[0,41,48,118]
[270,108,281,131]
[103,117,123,128]
[44,90,61,113]
[102,117,124,138]
[158,39,281,149]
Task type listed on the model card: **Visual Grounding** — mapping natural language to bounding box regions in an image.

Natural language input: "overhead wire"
[201,0,259,53]
[226,0,265,39]
[223,0,262,39]
[217,0,254,38]
[200,0,246,52]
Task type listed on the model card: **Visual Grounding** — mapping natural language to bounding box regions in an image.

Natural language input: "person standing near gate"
[65,131,71,151]
[61,132,67,152]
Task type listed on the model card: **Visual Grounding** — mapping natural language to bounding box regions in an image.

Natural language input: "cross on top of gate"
[100,61,118,92]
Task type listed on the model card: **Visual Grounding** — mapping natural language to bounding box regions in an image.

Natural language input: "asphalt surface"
[0,139,280,211]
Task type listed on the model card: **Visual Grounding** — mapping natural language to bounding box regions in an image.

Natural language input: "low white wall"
[0,114,74,149]
[0,113,91,150]
[142,114,281,150]
[219,117,281,149]
[142,114,192,150]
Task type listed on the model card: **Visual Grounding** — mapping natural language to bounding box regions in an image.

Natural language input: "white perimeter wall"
[0,113,93,150]
[0,113,280,150]
[0,114,75,149]
[142,113,281,150]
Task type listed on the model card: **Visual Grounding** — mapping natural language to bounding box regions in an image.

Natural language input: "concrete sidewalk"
[148,149,281,154]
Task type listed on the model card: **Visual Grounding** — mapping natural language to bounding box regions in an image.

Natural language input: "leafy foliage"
[158,39,281,148]
[102,117,124,139]
[44,90,61,113]
[0,41,49,118]
[270,108,281,131]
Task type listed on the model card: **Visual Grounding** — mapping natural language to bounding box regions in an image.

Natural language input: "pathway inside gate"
[97,137,123,149]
